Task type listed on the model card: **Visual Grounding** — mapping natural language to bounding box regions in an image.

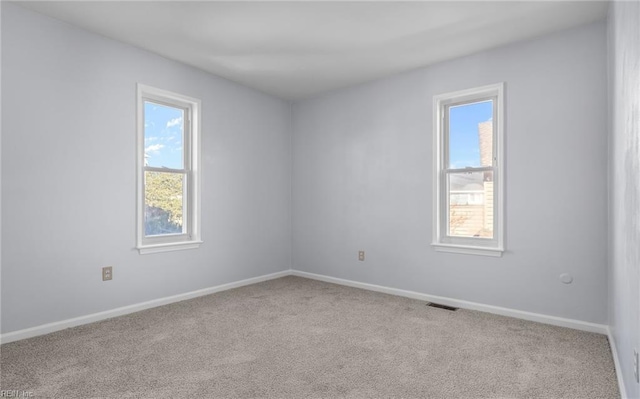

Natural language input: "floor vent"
[426,302,459,311]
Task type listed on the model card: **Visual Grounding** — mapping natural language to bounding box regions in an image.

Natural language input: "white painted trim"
[607,327,629,399]
[291,270,607,334]
[137,240,203,255]
[432,82,505,255]
[1,268,623,398]
[1,269,610,347]
[432,243,503,257]
[2,268,621,396]
[136,83,202,254]
[0,270,290,344]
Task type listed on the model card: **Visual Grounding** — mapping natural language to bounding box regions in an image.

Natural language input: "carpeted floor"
[1,276,619,398]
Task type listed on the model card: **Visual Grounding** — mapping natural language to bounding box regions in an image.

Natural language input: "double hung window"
[136,84,201,254]
[432,83,504,256]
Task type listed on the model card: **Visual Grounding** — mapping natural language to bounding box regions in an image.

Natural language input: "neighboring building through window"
[432,83,504,256]
[136,84,201,254]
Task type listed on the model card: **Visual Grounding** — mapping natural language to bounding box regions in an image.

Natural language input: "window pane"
[144,101,184,169]
[448,100,493,168]
[448,171,494,238]
[144,171,185,236]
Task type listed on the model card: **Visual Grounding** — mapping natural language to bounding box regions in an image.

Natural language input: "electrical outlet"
[634,348,639,383]
[102,266,113,281]
[358,251,365,261]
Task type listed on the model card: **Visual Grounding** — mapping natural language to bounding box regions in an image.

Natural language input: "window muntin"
[433,83,504,256]
[137,84,201,254]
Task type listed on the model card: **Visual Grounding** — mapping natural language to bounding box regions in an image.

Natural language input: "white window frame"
[432,83,505,257]
[136,84,202,254]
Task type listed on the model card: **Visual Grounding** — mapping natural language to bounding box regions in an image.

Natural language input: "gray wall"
[0,4,615,338]
[293,22,609,324]
[608,2,640,397]
[1,4,292,333]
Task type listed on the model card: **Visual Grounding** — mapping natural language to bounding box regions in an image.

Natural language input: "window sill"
[137,240,203,255]
[431,243,503,257]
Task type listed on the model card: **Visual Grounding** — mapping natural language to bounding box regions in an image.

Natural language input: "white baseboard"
[2,267,625,395]
[607,327,629,399]
[1,268,609,343]
[291,270,608,335]
[0,270,290,345]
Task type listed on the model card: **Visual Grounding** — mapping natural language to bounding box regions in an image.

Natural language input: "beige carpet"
[0,276,619,398]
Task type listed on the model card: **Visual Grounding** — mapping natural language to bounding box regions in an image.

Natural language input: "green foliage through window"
[144,171,184,236]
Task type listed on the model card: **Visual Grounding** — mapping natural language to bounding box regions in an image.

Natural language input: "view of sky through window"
[144,101,184,170]
[448,100,492,169]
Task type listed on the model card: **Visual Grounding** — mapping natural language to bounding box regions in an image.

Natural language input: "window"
[432,83,504,257]
[136,84,201,254]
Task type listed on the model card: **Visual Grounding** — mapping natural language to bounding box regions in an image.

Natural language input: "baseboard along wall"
[0,270,290,344]
[607,327,629,399]
[0,268,609,342]
[1,268,624,396]
[290,270,608,334]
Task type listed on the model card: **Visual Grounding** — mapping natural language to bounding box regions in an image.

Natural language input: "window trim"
[136,84,202,254]
[432,83,505,257]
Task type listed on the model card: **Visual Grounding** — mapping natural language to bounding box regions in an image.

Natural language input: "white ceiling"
[16,1,608,100]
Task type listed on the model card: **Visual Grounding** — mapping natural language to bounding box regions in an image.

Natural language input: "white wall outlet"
[358,251,365,261]
[102,266,113,281]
